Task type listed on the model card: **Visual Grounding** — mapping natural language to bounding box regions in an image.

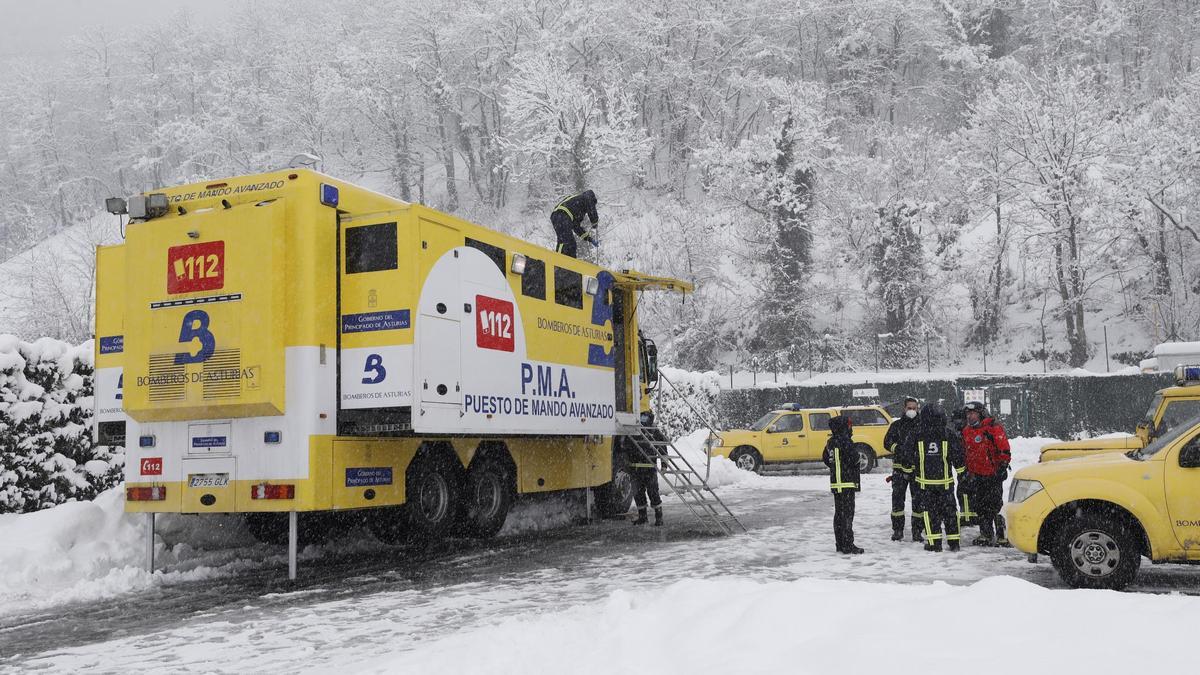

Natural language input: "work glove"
[996,463,1009,481]
[885,474,893,483]
[585,233,600,247]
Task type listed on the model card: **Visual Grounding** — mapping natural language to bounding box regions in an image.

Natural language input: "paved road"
[2,470,1196,673]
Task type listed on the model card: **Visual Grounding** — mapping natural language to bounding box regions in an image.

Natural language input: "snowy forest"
[3,0,1200,372]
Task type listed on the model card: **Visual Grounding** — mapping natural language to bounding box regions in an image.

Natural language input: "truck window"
[769,414,804,433]
[522,257,546,300]
[843,409,888,426]
[749,412,778,431]
[345,222,398,274]
[466,238,506,275]
[1143,393,1164,425]
[1160,400,1200,434]
[554,267,583,309]
[1139,416,1200,458]
[809,413,831,431]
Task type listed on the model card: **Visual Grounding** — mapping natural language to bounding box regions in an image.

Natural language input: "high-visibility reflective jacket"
[884,414,919,473]
[822,416,861,493]
[898,406,965,492]
[551,191,599,237]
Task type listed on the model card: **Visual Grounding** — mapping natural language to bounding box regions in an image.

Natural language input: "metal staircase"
[621,423,746,536]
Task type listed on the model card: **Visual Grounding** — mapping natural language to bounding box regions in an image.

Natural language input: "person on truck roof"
[823,416,863,554]
[550,190,599,258]
[961,401,1012,547]
[884,396,922,542]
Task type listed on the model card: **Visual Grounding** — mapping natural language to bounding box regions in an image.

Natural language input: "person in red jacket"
[960,401,1012,546]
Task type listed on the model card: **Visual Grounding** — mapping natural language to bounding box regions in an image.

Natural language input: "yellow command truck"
[95,170,689,553]
[1038,366,1200,462]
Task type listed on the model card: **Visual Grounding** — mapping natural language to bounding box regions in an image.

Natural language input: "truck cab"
[1038,365,1200,462]
[1006,413,1200,589]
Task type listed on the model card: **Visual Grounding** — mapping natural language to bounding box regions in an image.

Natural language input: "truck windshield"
[1135,415,1200,458]
[749,412,778,431]
[1142,393,1163,426]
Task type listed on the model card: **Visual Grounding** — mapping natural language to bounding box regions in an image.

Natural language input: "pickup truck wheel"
[729,446,763,473]
[1052,512,1141,590]
[854,444,877,474]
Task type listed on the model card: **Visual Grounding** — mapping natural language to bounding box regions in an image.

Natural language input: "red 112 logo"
[475,295,515,352]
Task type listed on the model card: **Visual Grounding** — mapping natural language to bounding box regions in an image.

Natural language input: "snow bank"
[364,575,1194,674]
[669,429,763,489]
[0,487,277,614]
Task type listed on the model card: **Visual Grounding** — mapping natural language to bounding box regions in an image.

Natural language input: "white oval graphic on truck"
[414,246,617,436]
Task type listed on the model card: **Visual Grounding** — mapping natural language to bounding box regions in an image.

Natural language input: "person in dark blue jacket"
[549,190,599,257]
[822,416,863,554]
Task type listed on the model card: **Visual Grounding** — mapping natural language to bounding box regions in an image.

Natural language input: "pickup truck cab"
[1039,365,1200,462]
[707,404,893,474]
[1005,414,1200,590]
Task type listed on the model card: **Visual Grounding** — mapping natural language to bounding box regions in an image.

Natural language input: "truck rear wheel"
[1052,512,1141,590]
[462,456,515,538]
[404,452,463,542]
[595,450,634,518]
[854,444,877,474]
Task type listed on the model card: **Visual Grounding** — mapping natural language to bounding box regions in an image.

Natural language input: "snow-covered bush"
[652,367,722,441]
[0,336,122,514]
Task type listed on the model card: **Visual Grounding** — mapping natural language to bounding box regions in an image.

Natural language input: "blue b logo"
[362,353,386,384]
[175,310,216,364]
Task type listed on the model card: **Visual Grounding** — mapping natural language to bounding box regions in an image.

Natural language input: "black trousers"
[833,490,856,551]
[972,475,1006,539]
[957,477,978,527]
[915,488,959,546]
[890,473,922,536]
[551,211,577,258]
[632,466,661,509]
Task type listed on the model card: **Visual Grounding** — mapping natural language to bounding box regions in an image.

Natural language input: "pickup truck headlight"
[1008,479,1044,503]
[704,433,722,453]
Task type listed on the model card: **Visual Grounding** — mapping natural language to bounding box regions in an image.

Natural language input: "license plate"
[188,473,230,488]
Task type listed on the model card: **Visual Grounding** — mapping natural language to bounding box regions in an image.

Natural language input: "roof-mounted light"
[105,197,127,215]
[127,193,170,220]
[1175,365,1200,386]
[511,253,527,275]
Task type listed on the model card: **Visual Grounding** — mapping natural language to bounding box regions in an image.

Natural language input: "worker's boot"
[653,507,663,527]
[995,516,1011,547]
[632,508,648,525]
[948,540,961,552]
[891,529,904,542]
[911,517,924,542]
[972,535,994,547]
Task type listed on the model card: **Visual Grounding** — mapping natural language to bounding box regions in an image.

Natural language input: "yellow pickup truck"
[1005,413,1200,590]
[1038,365,1200,462]
[707,404,893,474]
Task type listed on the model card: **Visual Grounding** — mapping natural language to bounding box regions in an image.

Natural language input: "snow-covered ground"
[1,437,1196,673]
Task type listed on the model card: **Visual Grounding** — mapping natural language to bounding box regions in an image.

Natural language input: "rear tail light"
[251,483,295,500]
[127,486,167,501]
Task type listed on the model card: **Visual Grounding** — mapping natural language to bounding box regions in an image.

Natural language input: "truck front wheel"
[1052,512,1141,590]
[595,450,634,518]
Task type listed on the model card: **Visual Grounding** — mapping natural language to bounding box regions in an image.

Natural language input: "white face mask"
[905,409,917,419]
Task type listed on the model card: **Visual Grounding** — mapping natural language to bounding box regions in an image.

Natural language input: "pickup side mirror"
[1180,439,1200,469]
